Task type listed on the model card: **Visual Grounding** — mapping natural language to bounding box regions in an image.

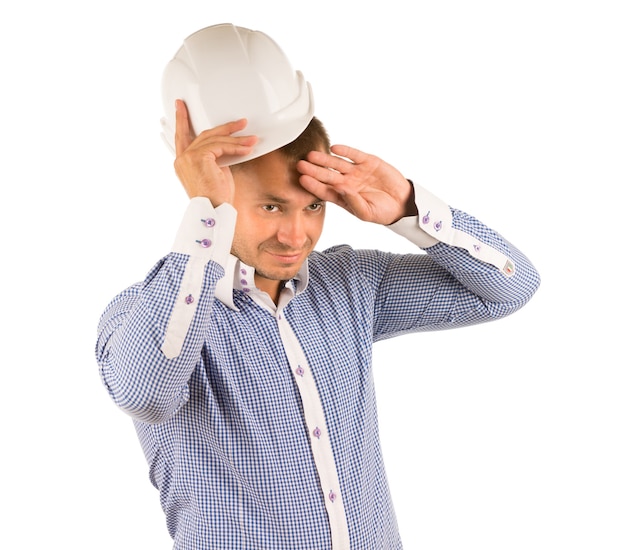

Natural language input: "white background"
[1,1,624,548]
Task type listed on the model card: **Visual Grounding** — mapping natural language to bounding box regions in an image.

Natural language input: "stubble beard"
[231,238,312,284]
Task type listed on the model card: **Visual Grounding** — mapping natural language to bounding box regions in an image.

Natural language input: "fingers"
[302,149,352,176]
[297,144,404,223]
[296,145,368,194]
[298,174,345,205]
[185,128,258,160]
[296,151,352,206]
[329,144,369,165]
[172,101,258,202]
[297,160,343,189]
[174,100,193,156]
[174,100,257,159]
[307,144,369,168]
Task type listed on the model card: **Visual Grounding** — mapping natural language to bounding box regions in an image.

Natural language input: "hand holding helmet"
[172,100,257,203]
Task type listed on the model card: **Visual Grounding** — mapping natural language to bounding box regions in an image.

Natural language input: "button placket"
[274,311,349,544]
[238,268,252,293]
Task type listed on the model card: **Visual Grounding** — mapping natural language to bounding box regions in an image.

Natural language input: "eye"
[262,205,280,213]
[307,202,325,212]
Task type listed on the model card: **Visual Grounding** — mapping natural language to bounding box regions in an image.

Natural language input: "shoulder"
[307,245,395,288]
[308,244,362,272]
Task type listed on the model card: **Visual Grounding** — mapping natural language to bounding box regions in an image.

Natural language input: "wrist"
[387,179,418,225]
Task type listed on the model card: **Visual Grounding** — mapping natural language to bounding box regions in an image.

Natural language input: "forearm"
[96,198,236,423]
[384,181,540,328]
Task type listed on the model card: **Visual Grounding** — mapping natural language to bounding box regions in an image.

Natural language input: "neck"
[255,276,285,305]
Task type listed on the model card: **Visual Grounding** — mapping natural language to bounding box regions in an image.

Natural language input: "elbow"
[105,380,188,425]
[96,325,189,425]
[516,261,541,307]
[98,359,188,425]
[487,263,541,320]
[122,397,186,425]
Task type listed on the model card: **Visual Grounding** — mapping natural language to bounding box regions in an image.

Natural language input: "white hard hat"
[160,23,314,166]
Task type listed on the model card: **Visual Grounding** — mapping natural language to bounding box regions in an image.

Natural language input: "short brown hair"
[232,117,330,172]
[278,116,330,162]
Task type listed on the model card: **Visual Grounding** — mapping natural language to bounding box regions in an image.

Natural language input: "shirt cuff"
[162,198,237,360]
[387,215,440,248]
[387,181,448,248]
[171,197,237,270]
[388,181,515,276]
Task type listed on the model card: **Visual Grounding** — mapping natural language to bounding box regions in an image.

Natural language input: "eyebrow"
[260,193,289,204]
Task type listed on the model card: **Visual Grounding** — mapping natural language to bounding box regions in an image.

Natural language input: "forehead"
[233,150,315,201]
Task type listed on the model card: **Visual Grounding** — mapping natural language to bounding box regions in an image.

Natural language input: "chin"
[259,265,301,282]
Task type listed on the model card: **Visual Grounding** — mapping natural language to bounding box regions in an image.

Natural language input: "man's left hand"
[296,145,417,225]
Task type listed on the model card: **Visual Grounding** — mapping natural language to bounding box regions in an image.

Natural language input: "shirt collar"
[215,254,309,311]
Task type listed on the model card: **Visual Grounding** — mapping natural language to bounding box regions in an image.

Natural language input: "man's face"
[231,150,326,299]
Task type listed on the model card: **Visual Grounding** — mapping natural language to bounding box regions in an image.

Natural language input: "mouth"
[265,250,303,264]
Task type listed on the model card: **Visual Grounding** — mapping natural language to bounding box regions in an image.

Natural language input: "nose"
[276,213,308,249]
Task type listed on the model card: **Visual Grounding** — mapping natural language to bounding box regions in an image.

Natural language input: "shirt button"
[295,366,305,377]
[196,238,212,248]
[201,217,216,227]
[329,490,337,503]
[312,427,321,439]
[184,294,194,304]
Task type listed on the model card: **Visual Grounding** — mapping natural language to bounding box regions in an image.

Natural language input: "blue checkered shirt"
[96,183,540,549]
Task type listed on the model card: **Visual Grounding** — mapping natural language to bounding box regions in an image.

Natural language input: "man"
[96,24,540,549]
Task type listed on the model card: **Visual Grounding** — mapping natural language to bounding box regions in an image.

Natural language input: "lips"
[266,251,303,263]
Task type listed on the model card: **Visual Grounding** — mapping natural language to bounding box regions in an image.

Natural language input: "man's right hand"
[173,100,258,205]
